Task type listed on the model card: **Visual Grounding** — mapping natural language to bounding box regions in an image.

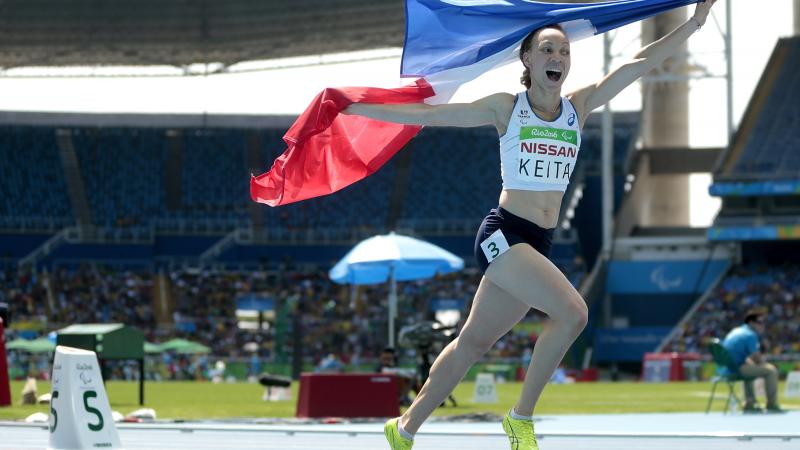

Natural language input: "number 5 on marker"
[83,390,105,431]
[50,390,59,433]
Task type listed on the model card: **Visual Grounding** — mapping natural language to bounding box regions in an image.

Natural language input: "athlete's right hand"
[692,0,717,27]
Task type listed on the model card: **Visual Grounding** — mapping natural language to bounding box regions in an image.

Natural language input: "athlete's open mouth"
[546,70,562,82]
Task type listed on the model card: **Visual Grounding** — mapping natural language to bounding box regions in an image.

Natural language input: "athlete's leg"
[400,277,530,434]
[486,244,589,416]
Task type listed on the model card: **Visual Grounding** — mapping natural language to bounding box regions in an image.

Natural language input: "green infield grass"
[1,380,798,421]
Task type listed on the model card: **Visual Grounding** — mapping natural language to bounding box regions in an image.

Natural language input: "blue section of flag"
[402,0,700,77]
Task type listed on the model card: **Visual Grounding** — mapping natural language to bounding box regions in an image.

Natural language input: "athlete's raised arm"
[569,0,716,120]
[342,92,515,130]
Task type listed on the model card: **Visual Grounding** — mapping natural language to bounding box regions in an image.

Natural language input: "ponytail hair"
[520,67,531,89]
[519,24,566,89]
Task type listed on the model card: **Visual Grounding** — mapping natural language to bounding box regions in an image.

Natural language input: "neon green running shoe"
[502,412,539,450]
[384,417,414,450]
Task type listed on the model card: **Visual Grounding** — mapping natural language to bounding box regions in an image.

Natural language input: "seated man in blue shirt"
[721,309,783,413]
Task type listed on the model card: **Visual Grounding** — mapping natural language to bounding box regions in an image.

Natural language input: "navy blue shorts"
[474,207,554,274]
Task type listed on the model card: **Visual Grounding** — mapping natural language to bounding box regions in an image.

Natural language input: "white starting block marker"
[48,346,123,450]
[473,373,497,404]
[785,371,800,399]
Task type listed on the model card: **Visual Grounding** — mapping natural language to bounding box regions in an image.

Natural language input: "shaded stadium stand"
[715,37,800,181]
[180,129,250,219]
[72,128,167,229]
[0,234,53,259]
[1,113,636,237]
[0,127,74,230]
[399,126,502,230]
[75,128,252,233]
[708,38,800,242]
[728,38,800,179]
[0,116,634,277]
[163,130,255,233]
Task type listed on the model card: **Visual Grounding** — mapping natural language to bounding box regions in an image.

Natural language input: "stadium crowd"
[665,264,800,356]
[9,260,800,382]
[2,266,156,332]
[168,267,546,363]
[0,256,592,379]
[2,264,554,375]
[11,260,800,377]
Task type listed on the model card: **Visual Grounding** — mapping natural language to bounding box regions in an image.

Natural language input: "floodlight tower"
[638,8,692,227]
[597,2,701,255]
[613,2,734,241]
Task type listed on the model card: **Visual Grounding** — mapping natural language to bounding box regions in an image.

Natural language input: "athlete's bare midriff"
[499,188,563,229]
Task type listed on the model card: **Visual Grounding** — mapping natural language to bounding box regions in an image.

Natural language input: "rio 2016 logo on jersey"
[519,126,578,146]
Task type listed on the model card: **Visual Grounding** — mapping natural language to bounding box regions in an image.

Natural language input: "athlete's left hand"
[692,0,717,28]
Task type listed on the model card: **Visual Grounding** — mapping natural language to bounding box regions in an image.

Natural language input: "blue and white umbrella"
[329,232,464,347]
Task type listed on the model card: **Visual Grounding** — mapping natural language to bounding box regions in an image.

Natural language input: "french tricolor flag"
[251,0,700,207]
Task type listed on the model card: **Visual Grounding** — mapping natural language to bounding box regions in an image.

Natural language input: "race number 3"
[480,229,510,263]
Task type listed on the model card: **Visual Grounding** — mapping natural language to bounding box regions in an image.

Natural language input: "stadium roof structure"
[0,0,600,71]
[0,0,404,70]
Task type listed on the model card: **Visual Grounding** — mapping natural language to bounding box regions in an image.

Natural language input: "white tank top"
[499,92,581,192]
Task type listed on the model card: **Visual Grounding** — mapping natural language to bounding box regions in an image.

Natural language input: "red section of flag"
[250,79,434,207]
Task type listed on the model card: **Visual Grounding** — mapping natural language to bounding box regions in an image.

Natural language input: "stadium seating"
[0,126,74,230]
[0,122,615,280]
[73,128,167,228]
[728,38,800,179]
[0,116,637,240]
[181,129,250,215]
[400,126,503,225]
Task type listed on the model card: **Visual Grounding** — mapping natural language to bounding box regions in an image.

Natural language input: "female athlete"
[345,1,717,449]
